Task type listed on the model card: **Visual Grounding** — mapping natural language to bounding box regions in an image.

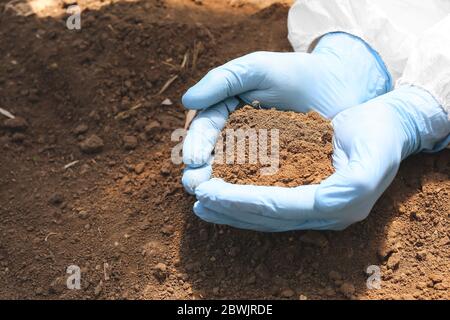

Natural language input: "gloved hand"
[192,86,450,231]
[182,32,392,194]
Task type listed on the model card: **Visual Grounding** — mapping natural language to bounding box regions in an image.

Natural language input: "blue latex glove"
[192,86,450,231]
[182,32,391,194]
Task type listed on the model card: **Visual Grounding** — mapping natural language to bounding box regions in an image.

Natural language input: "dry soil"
[213,106,334,186]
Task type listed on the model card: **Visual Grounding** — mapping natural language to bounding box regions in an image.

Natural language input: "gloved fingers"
[182,162,212,195]
[315,158,373,213]
[182,97,238,167]
[330,135,349,171]
[193,201,344,232]
[315,100,405,223]
[193,201,275,232]
[182,53,266,109]
[195,178,322,221]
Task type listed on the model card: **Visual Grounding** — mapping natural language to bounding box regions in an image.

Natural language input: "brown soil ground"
[213,106,334,186]
[0,0,448,300]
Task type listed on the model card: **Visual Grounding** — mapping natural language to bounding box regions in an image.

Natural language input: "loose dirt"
[213,106,334,186]
[0,0,448,300]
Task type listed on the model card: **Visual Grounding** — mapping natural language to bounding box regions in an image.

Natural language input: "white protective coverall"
[288,0,450,120]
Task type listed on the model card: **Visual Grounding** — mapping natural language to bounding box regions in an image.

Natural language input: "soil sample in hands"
[212,106,334,187]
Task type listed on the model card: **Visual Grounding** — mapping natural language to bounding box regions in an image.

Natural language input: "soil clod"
[213,106,334,187]
[73,124,89,135]
[3,117,28,131]
[123,135,138,150]
[79,134,104,154]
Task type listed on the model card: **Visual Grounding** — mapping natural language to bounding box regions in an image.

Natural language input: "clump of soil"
[213,106,334,186]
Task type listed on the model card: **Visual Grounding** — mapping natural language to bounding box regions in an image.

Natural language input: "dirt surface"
[213,106,334,186]
[0,0,449,300]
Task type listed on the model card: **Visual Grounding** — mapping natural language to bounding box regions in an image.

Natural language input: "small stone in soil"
[416,250,427,261]
[145,120,161,134]
[386,253,400,270]
[161,224,174,236]
[79,134,104,154]
[73,123,88,135]
[48,193,64,206]
[160,164,170,175]
[123,135,138,150]
[78,210,90,219]
[161,98,172,106]
[134,162,146,174]
[153,263,168,281]
[34,287,44,295]
[339,282,355,298]
[429,274,443,284]
[410,211,425,221]
[3,117,28,131]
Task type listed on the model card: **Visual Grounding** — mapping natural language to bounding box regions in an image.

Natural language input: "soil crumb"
[213,106,334,186]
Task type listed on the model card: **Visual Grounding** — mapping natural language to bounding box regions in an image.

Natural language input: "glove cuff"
[391,85,450,155]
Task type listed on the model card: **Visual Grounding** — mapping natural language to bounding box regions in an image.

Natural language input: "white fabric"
[287,0,450,116]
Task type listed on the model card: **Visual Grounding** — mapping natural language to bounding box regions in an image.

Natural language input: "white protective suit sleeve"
[398,15,450,118]
[287,0,450,119]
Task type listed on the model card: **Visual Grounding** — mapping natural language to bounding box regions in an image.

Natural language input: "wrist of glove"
[390,85,450,155]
